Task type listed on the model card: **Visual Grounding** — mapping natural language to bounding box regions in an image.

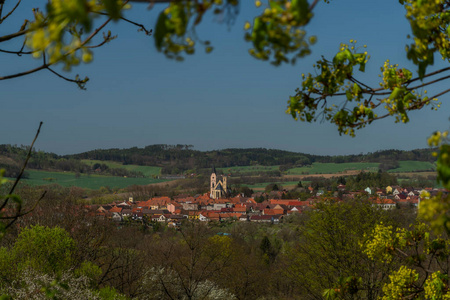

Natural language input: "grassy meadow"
[12,170,168,190]
[286,162,380,175]
[218,165,280,174]
[387,161,435,173]
[81,160,161,177]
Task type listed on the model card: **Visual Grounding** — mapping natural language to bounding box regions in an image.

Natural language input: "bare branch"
[0,28,28,43]
[0,48,33,55]
[3,191,46,230]
[0,64,47,80]
[0,122,43,213]
[0,0,21,24]
[47,67,88,89]
[408,74,450,91]
[309,0,321,11]
[429,87,450,99]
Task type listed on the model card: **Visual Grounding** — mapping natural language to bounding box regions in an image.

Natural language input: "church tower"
[222,176,227,192]
[210,166,217,198]
[210,166,230,199]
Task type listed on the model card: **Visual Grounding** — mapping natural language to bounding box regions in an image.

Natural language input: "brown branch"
[0,48,33,55]
[349,76,375,92]
[92,11,152,35]
[0,0,21,24]
[0,122,43,213]
[0,18,111,82]
[0,64,47,80]
[3,191,46,230]
[0,28,28,43]
[47,67,87,87]
[406,66,450,84]
[119,15,152,35]
[347,112,391,128]
[85,37,113,49]
[408,74,450,90]
[309,0,321,11]
[429,87,450,99]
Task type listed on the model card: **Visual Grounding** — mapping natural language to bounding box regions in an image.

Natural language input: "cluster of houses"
[88,184,446,227]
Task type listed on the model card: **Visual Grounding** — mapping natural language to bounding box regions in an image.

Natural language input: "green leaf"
[291,0,310,25]
[252,17,267,51]
[343,49,353,62]
[333,51,346,64]
[359,62,366,72]
[171,4,187,36]
[418,62,426,79]
[352,83,361,95]
[154,12,169,51]
[346,90,352,100]
[269,1,283,11]
[403,92,415,102]
[323,288,337,300]
[389,87,403,100]
[102,0,121,20]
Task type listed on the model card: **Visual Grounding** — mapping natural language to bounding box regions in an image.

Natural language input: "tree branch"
[0,0,21,24]
[0,48,33,55]
[408,74,450,91]
[3,190,46,230]
[0,28,28,43]
[0,122,46,232]
[47,67,88,89]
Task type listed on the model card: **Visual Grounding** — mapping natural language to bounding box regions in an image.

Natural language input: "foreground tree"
[286,200,398,299]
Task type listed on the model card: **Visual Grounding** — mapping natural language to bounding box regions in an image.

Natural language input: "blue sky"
[1,0,449,156]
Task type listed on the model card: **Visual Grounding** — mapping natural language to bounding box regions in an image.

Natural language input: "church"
[210,166,231,199]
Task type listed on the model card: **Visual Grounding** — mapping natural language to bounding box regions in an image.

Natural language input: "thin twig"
[408,74,450,90]
[92,11,152,35]
[309,0,321,11]
[406,66,450,84]
[0,121,43,212]
[0,64,47,80]
[0,48,33,55]
[429,88,450,99]
[0,0,21,24]
[47,67,84,85]
[4,191,46,230]
[0,18,111,82]
[0,28,28,43]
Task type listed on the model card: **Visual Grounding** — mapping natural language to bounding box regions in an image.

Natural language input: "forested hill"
[0,144,435,175]
[67,145,435,173]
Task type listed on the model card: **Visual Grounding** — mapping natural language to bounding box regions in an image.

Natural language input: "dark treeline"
[345,171,399,191]
[67,144,436,174]
[0,145,144,178]
[0,144,436,175]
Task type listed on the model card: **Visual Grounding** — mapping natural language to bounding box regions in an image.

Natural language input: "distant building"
[210,166,231,199]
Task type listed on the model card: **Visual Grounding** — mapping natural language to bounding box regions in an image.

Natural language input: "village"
[89,167,441,227]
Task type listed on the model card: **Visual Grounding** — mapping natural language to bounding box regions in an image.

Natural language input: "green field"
[243,181,309,190]
[218,165,280,174]
[9,170,168,190]
[286,162,380,175]
[82,160,161,177]
[387,161,436,173]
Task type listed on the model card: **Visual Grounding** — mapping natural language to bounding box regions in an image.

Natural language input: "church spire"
[212,165,217,174]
